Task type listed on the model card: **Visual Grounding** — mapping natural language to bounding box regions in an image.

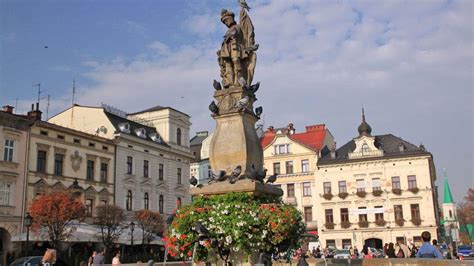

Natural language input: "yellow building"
[260,123,335,232]
[315,112,440,249]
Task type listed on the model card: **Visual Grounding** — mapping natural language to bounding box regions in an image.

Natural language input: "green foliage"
[164,192,306,261]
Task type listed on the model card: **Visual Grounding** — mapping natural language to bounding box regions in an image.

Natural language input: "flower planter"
[375,219,386,226]
[358,220,369,228]
[338,192,349,199]
[356,191,366,198]
[341,221,351,229]
[409,187,419,194]
[395,219,405,226]
[372,190,383,197]
[392,188,402,195]
[411,218,422,226]
[322,193,333,200]
[325,222,335,230]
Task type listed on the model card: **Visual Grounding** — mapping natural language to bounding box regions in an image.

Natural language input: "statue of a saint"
[218,8,258,88]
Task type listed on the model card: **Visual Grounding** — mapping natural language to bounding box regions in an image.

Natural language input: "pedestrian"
[387,243,396,258]
[42,248,57,266]
[93,249,105,265]
[410,243,418,258]
[383,243,389,257]
[316,246,321,258]
[112,251,121,265]
[354,246,359,257]
[349,246,354,257]
[362,244,369,256]
[312,246,317,258]
[88,251,97,266]
[416,231,442,258]
[432,239,440,252]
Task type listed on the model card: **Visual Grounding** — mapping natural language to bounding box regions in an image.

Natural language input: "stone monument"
[190,1,281,197]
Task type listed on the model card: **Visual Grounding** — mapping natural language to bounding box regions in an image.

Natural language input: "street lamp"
[130,221,135,246]
[24,213,33,255]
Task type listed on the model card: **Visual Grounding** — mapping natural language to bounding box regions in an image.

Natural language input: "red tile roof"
[260,124,327,151]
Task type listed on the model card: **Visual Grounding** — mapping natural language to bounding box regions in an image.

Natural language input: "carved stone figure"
[218,8,257,88]
[70,151,82,172]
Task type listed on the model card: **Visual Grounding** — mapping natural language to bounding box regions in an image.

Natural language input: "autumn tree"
[134,210,164,247]
[29,192,86,247]
[458,188,474,225]
[94,204,126,249]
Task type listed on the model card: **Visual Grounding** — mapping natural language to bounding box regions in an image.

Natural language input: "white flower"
[225,235,233,244]
[199,240,206,245]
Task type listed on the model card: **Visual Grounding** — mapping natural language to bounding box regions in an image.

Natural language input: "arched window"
[177,197,182,208]
[176,128,182,146]
[144,192,149,210]
[126,190,133,211]
[449,210,453,218]
[362,143,370,155]
[159,195,164,214]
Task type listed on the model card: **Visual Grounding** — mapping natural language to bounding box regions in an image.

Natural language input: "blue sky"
[1,0,472,202]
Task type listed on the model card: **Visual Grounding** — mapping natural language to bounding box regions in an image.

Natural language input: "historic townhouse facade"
[260,123,335,232]
[0,106,33,264]
[27,116,115,218]
[315,113,439,249]
[189,131,213,184]
[48,105,193,217]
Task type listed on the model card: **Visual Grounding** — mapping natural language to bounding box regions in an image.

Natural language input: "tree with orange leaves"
[134,210,164,247]
[29,192,86,247]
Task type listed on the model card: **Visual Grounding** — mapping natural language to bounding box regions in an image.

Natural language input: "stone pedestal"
[190,179,283,197]
[209,86,263,174]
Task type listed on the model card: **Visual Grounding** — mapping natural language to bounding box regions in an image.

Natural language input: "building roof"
[260,124,327,151]
[128,105,190,117]
[443,171,455,204]
[104,111,169,147]
[190,131,209,146]
[318,134,431,165]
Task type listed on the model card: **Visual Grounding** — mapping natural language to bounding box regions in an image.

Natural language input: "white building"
[315,112,440,249]
[48,104,193,217]
[190,132,213,184]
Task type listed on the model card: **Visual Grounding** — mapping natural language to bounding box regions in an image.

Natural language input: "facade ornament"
[70,151,82,172]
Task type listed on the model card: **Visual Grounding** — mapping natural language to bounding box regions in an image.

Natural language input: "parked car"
[9,256,42,266]
[458,245,473,257]
[368,247,383,258]
[333,249,351,259]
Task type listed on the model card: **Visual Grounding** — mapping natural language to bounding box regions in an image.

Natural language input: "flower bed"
[164,192,306,261]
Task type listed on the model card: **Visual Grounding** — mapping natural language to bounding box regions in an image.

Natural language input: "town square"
[0,0,472,265]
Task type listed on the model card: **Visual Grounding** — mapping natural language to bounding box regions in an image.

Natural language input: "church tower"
[442,169,459,240]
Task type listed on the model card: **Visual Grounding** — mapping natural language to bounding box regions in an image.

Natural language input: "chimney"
[27,103,42,121]
[330,142,337,159]
[2,105,14,114]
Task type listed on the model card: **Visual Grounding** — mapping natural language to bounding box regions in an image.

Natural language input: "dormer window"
[398,143,405,152]
[149,133,162,143]
[361,143,369,155]
[118,123,130,133]
[135,128,147,139]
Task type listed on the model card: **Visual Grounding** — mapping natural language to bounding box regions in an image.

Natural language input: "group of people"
[85,249,122,265]
[310,231,447,260]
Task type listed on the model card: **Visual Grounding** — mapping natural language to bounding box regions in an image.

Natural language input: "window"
[85,199,93,216]
[396,237,405,245]
[326,239,336,248]
[40,130,48,136]
[274,144,290,155]
[143,160,149,178]
[102,146,108,151]
[342,239,352,249]
[73,138,80,144]
[100,163,108,183]
[375,206,384,221]
[356,179,365,192]
[394,205,404,220]
[100,200,107,206]
[126,156,133,174]
[287,184,295,197]
[304,207,312,222]
[158,164,164,180]
[86,160,94,181]
[177,197,182,208]
[144,192,149,210]
[362,143,369,155]
[410,204,420,220]
[392,176,401,189]
[0,182,11,205]
[177,168,182,184]
[89,142,95,147]
[358,207,367,221]
[54,154,64,176]
[37,150,47,173]
[303,182,311,196]
[372,178,381,191]
[449,210,453,218]
[3,139,14,162]
[408,175,417,189]
[338,181,347,193]
[323,182,331,194]
[340,208,349,222]
[176,128,182,145]
[325,209,334,223]
[208,165,212,178]
[57,134,65,140]
[126,190,133,211]
[285,161,293,174]
[273,162,281,175]
[159,195,164,214]
[301,159,309,172]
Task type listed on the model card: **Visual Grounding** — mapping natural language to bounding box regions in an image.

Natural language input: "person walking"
[112,251,121,265]
[416,231,442,258]
[387,243,397,258]
[93,249,105,265]
[42,248,57,266]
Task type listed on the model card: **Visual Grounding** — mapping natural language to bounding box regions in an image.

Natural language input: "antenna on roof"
[46,94,50,120]
[72,78,76,105]
[15,98,18,113]
[34,83,45,108]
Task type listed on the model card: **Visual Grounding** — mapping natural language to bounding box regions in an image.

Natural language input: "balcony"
[284,197,297,205]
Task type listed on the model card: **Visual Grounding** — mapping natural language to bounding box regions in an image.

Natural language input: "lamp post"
[24,213,33,256]
[130,221,135,246]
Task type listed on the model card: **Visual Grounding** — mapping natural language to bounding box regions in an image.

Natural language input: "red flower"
[187,251,193,257]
